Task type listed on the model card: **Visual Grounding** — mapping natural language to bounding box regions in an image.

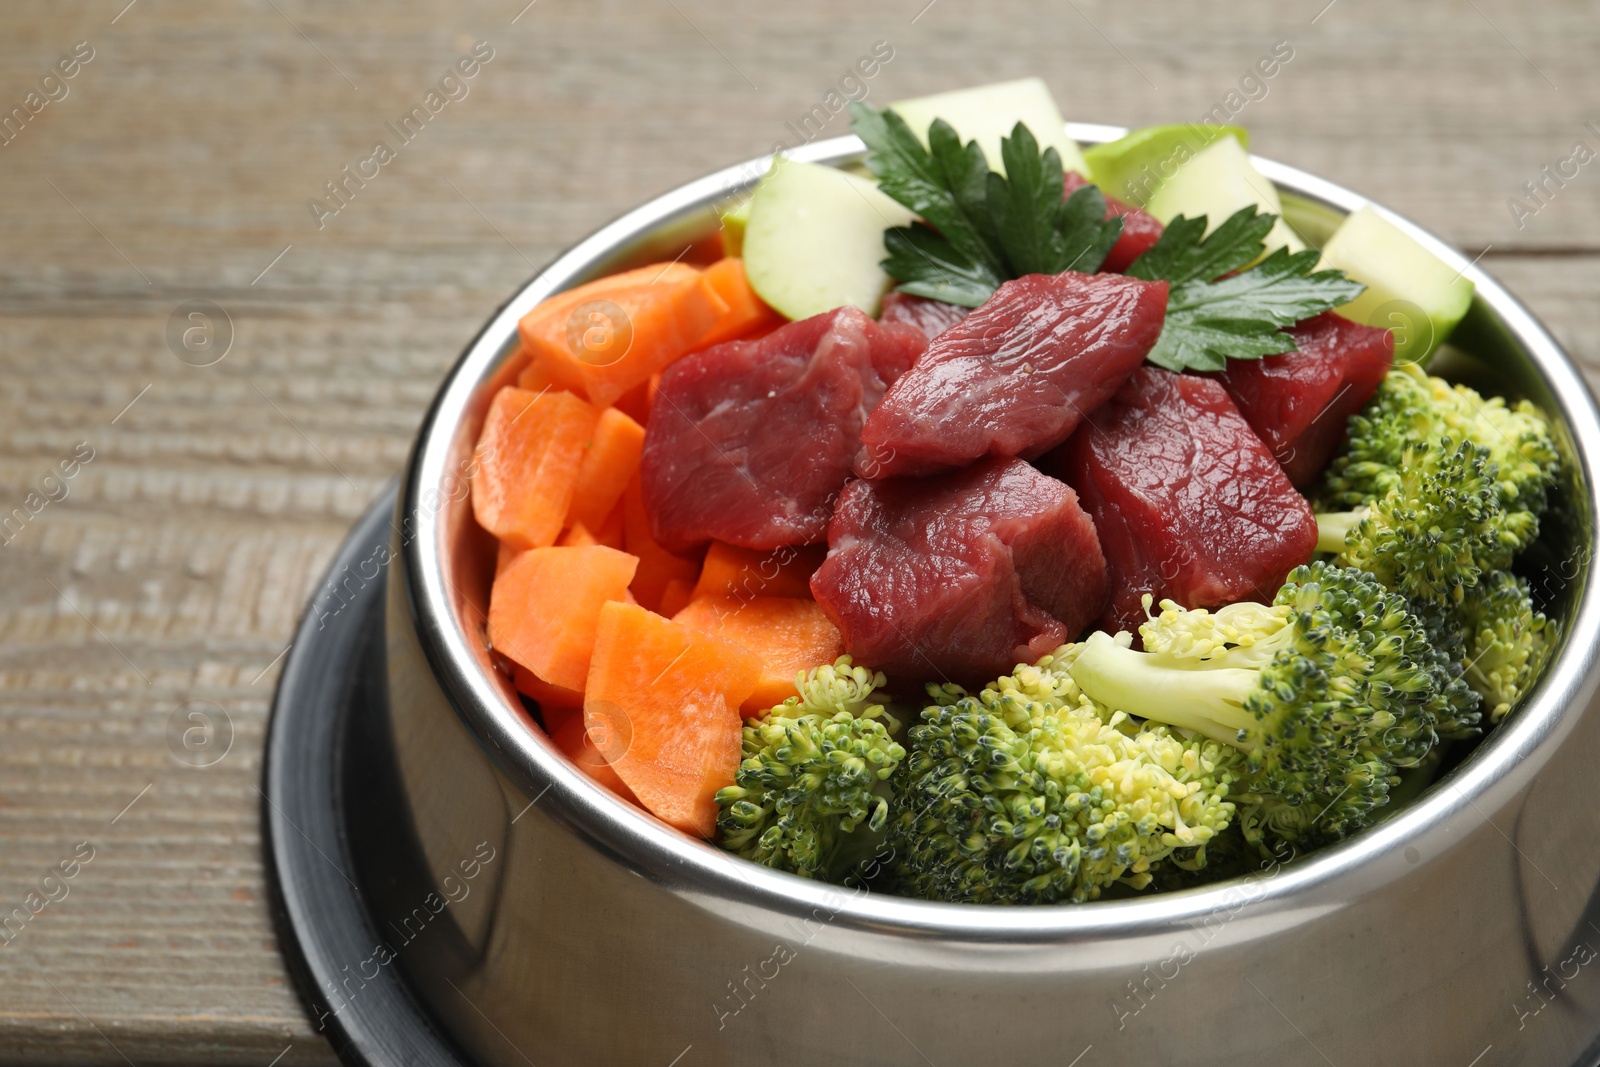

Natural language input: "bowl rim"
[396,124,1600,940]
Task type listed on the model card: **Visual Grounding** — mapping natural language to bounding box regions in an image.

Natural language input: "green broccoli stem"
[1068,632,1260,750]
[1314,508,1367,554]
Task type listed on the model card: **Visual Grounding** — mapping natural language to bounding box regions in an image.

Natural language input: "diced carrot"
[521,268,728,408]
[512,664,584,711]
[515,349,572,395]
[471,387,600,551]
[552,712,640,803]
[541,702,581,737]
[559,523,598,547]
[614,378,653,425]
[690,541,827,602]
[584,601,762,836]
[568,407,646,534]
[517,263,701,350]
[673,595,844,713]
[594,501,626,551]
[696,258,783,347]
[658,577,695,619]
[496,541,525,576]
[622,475,702,612]
[488,545,639,691]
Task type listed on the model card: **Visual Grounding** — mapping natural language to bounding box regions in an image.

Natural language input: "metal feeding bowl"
[378,126,1600,1066]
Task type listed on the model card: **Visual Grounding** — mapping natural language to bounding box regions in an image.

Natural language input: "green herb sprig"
[1125,209,1366,371]
[849,101,1122,307]
[849,103,1366,372]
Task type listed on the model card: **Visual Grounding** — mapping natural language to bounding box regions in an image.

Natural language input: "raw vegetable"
[1317,205,1475,366]
[741,158,916,321]
[621,475,702,612]
[613,377,654,425]
[566,406,646,534]
[696,257,782,347]
[516,262,701,395]
[520,265,728,408]
[584,601,763,836]
[657,578,695,619]
[1311,363,1559,722]
[1082,123,1249,208]
[718,199,751,258]
[672,595,844,712]
[487,545,639,692]
[1145,133,1305,254]
[471,387,599,550]
[887,78,1090,180]
[848,102,1123,307]
[558,523,598,547]
[551,712,640,802]
[1068,562,1472,850]
[512,664,583,711]
[690,541,825,602]
[892,644,1239,904]
[715,658,905,880]
[1124,206,1365,371]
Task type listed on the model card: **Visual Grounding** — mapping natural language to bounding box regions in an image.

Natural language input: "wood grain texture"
[0,0,1596,1062]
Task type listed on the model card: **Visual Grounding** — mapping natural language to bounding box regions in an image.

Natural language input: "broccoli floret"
[1330,439,1508,605]
[1069,562,1462,849]
[892,646,1240,904]
[1458,571,1554,723]
[1312,364,1562,726]
[1319,364,1559,555]
[714,658,906,881]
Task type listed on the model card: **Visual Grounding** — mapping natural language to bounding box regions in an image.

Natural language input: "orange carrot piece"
[567,407,646,533]
[672,595,844,713]
[521,269,727,408]
[512,664,584,711]
[488,545,640,691]
[614,378,653,426]
[594,501,626,551]
[552,712,640,803]
[696,258,783,348]
[584,601,761,836]
[515,349,572,395]
[658,577,695,619]
[690,541,827,602]
[471,387,600,551]
[622,475,702,612]
[559,523,598,548]
[496,541,525,576]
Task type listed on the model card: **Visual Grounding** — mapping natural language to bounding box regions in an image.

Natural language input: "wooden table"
[1,0,1596,1062]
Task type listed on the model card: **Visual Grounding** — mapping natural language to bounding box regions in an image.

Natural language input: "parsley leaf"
[849,102,1122,307]
[1128,207,1367,372]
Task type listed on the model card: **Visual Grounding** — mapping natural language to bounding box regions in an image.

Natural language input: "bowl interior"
[400,128,1600,937]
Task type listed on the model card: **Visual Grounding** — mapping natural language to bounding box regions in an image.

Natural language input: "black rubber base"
[261,482,470,1066]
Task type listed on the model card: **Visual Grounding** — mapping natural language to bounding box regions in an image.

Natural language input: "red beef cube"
[1049,366,1318,636]
[641,307,926,552]
[877,291,970,341]
[858,272,1168,479]
[1062,171,1166,273]
[810,457,1109,687]
[1214,311,1394,487]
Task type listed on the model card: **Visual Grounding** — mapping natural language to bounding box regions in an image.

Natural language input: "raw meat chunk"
[810,457,1109,686]
[1049,366,1318,635]
[878,291,970,341]
[858,272,1168,479]
[641,307,926,551]
[1214,311,1394,487]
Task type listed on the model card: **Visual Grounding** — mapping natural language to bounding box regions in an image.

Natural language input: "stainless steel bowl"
[381,126,1600,1066]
